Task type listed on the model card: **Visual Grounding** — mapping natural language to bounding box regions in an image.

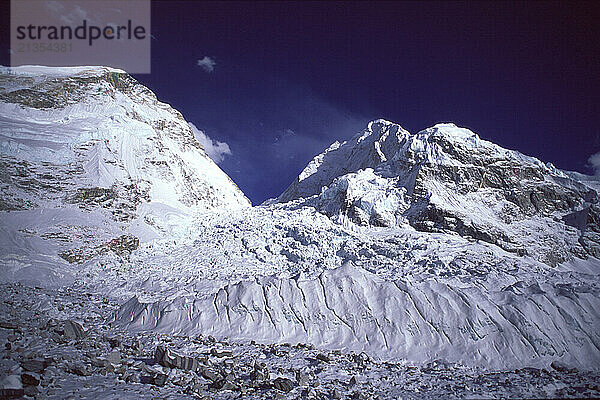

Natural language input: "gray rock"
[208,378,226,390]
[155,345,201,371]
[130,338,142,354]
[210,348,233,358]
[153,373,167,387]
[141,364,161,375]
[115,364,127,376]
[201,368,222,382]
[106,350,121,365]
[124,372,139,383]
[90,357,106,368]
[23,385,39,397]
[21,372,40,386]
[221,380,240,391]
[140,374,167,386]
[186,382,205,394]
[63,320,86,340]
[69,363,90,376]
[21,359,45,373]
[250,364,269,382]
[296,371,310,386]
[273,377,295,393]
[316,353,330,363]
[104,363,115,373]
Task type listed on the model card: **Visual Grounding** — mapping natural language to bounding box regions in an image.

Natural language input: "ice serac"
[117,259,600,370]
[0,66,249,285]
[279,119,600,266]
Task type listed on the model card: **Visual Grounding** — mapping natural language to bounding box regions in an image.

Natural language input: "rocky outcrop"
[0,66,250,216]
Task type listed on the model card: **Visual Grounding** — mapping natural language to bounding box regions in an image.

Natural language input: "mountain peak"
[279,119,599,266]
[1,65,126,78]
[0,66,250,241]
[280,120,483,202]
[417,123,484,149]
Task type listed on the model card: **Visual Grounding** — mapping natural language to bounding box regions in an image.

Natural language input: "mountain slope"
[0,65,250,285]
[279,120,599,266]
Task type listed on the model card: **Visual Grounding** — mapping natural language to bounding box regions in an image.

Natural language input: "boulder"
[63,320,86,340]
[140,374,167,386]
[106,350,121,365]
[69,363,91,377]
[296,371,310,386]
[20,372,40,386]
[273,377,295,393]
[21,359,46,373]
[23,385,39,397]
[155,346,201,371]
[200,367,222,382]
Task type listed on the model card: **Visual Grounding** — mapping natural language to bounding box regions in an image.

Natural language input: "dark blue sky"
[3,1,600,204]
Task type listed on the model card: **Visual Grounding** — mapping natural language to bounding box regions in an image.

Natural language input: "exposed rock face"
[279,120,599,265]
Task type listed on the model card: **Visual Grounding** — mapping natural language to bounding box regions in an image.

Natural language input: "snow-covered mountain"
[279,119,600,267]
[110,121,600,370]
[1,67,599,382]
[0,66,249,284]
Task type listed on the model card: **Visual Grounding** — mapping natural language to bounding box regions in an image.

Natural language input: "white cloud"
[197,56,216,73]
[588,152,600,176]
[189,122,231,164]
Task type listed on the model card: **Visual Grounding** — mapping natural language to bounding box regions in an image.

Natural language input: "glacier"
[110,119,600,370]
